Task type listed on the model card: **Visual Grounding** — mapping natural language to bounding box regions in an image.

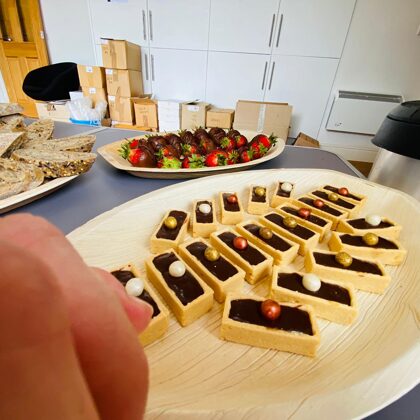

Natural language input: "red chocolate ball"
[227,194,238,204]
[313,199,324,208]
[338,187,349,196]
[261,299,281,321]
[233,236,248,250]
[298,207,311,219]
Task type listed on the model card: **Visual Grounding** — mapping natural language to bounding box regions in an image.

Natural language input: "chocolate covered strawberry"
[251,133,277,149]
[239,148,254,163]
[205,150,227,167]
[157,156,181,169]
[220,136,236,151]
[227,150,239,165]
[156,144,179,159]
[249,141,267,159]
[227,129,241,139]
[148,135,167,151]
[182,143,199,157]
[235,135,247,149]
[199,137,216,154]
[127,146,156,167]
[182,154,205,169]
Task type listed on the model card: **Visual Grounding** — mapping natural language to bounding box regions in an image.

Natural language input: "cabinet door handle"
[144,54,149,81]
[142,10,147,40]
[151,54,155,81]
[261,61,268,90]
[276,14,283,47]
[268,62,275,90]
[149,10,153,41]
[268,14,275,47]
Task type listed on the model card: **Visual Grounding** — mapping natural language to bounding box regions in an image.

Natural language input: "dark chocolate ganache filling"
[340,234,398,250]
[229,299,313,335]
[111,269,160,317]
[276,182,292,198]
[313,252,382,275]
[264,213,316,239]
[251,187,266,203]
[153,252,204,305]
[281,206,328,227]
[312,190,355,210]
[243,223,292,251]
[277,272,351,306]
[218,231,266,265]
[223,193,240,212]
[156,210,187,240]
[348,218,393,229]
[324,185,361,201]
[298,197,343,216]
[195,200,213,224]
[186,241,238,281]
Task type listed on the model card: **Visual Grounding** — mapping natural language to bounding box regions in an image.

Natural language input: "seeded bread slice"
[0,115,25,132]
[24,135,96,153]
[0,159,31,199]
[25,119,54,143]
[0,103,23,117]
[0,158,44,190]
[11,149,97,178]
[0,132,26,157]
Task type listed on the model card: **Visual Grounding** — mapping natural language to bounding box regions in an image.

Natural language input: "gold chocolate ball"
[164,216,177,229]
[335,252,353,268]
[283,216,297,229]
[255,186,265,197]
[259,227,273,240]
[204,247,220,262]
[329,192,339,202]
[363,233,379,246]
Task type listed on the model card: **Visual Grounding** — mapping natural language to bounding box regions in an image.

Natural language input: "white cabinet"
[150,48,207,100]
[274,0,356,58]
[88,0,148,46]
[147,0,210,50]
[209,0,280,54]
[265,55,339,138]
[206,52,270,108]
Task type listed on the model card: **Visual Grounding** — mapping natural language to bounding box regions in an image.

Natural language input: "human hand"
[0,214,152,419]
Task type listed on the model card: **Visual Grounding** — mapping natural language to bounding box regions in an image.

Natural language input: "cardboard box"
[69,91,84,101]
[113,123,158,132]
[101,38,141,70]
[82,87,108,107]
[233,100,293,140]
[294,132,320,148]
[35,100,70,121]
[133,97,158,129]
[77,65,106,88]
[206,108,234,129]
[105,69,143,97]
[181,101,209,130]
[108,95,136,124]
[158,99,185,131]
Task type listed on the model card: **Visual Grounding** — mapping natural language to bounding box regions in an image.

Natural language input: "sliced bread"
[25,119,54,143]
[11,149,97,178]
[0,158,31,199]
[0,132,26,157]
[0,158,44,190]
[0,102,23,117]
[0,115,25,131]
[24,135,96,153]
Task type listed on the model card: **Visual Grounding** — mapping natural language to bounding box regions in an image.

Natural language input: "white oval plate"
[68,169,420,419]
[97,130,285,179]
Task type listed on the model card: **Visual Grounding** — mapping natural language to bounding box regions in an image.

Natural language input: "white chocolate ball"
[169,261,186,277]
[198,203,211,214]
[302,273,321,292]
[365,214,382,227]
[281,182,293,193]
[125,277,144,297]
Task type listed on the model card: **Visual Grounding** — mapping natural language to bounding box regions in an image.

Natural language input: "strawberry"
[235,135,247,149]
[129,139,140,149]
[157,156,181,169]
[127,146,156,167]
[199,138,216,154]
[251,133,277,149]
[220,136,236,151]
[227,150,239,165]
[182,143,199,157]
[239,148,254,163]
[182,154,205,169]
[155,145,179,160]
[249,141,268,159]
[205,150,227,167]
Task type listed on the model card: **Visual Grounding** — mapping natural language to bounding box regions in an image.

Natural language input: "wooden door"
[0,0,49,116]
[265,55,338,138]
[274,0,356,58]
[209,0,280,54]
[206,51,271,108]
[147,0,210,50]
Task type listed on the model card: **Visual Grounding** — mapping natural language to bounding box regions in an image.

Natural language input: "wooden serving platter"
[98,130,285,179]
[67,169,420,419]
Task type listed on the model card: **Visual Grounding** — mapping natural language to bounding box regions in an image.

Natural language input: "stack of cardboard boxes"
[101,38,143,125]
[78,65,107,107]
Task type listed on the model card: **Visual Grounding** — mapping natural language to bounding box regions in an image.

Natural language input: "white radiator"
[326,91,403,135]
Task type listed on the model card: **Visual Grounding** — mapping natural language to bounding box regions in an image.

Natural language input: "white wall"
[317,0,420,161]
[40,0,96,65]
